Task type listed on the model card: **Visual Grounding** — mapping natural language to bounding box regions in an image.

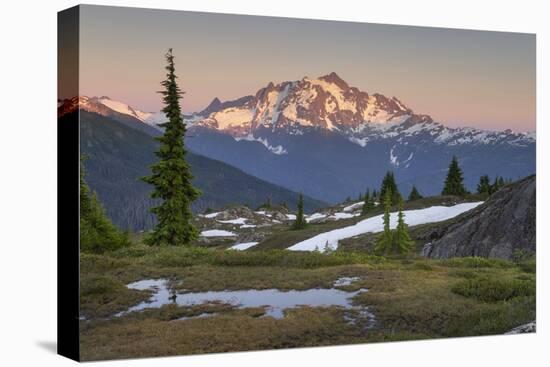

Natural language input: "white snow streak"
[218,218,248,225]
[200,230,237,237]
[305,213,327,223]
[234,134,288,155]
[229,242,259,250]
[343,202,364,212]
[287,202,483,252]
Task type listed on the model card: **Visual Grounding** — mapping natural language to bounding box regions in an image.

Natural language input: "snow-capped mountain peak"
[187,73,534,153]
[93,96,152,122]
[58,95,169,129]
[58,72,535,158]
[194,72,414,137]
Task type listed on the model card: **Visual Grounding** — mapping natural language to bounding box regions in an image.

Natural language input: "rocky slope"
[422,175,535,259]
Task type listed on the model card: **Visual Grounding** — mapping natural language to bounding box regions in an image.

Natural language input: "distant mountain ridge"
[188,72,534,150]
[59,72,535,202]
[58,73,535,151]
[74,110,326,230]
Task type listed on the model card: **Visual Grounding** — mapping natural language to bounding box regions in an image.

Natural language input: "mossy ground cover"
[80,242,535,361]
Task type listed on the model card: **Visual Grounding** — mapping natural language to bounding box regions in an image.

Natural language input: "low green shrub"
[441,257,513,269]
[152,246,213,267]
[451,277,535,302]
[80,276,126,297]
[110,244,155,258]
[411,262,434,271]
[512,248,535,263]
[147,247,385,268]
[517,259,536,274]
[447,269,479,279]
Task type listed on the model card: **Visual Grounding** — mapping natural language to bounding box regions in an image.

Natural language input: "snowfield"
[229,242,259,251]
[343,202,364,212]
[329,212,360,220]
[287,202,483,252]
[218,218,248,225]
[200,229,237,237]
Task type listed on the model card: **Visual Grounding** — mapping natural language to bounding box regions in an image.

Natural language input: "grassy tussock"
[451,277,535,302]
[438,256,514,269]
[110,245,386,268]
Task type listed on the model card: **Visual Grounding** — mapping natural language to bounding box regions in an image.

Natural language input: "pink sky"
[77,6,536,132]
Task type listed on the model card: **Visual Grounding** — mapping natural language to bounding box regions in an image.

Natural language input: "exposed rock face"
[423,175,535,260]
[505,321,536,334]
[215,206,256,220]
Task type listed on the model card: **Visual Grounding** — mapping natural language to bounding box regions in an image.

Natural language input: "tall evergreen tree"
[374,191,393,255]
[408,185,423,201]
[361,189,373,215]
[489,175,506,194]
[441,156,468,196]
[292,193,307,230]
[80,157,128,253]
[142,49,201,246]
[394,198,414,254]
[379,171,401,205]
[477,175,491,195]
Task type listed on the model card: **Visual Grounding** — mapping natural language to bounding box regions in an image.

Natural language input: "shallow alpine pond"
[115,278,374,323]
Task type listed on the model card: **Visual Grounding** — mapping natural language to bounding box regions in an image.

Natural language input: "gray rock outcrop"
[423,175,535,260]
[505,321,536,334]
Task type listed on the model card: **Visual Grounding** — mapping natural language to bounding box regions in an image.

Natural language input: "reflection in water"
[116,278,375,327]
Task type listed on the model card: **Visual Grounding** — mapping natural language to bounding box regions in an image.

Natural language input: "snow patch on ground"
[348,136,370,147]
[211,107,253,130]
[306,213,327,223]
[343,202,364,212]
[218,218,248,225]
[200,229,237,237]
[330,212,360,220]
[389,147,399,166]
[288,202,483,252]
[333,277,360,287]
[234,134,288,155]
[229,242,259,251]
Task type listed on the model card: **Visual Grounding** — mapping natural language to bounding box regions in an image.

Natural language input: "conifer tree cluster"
[374,193,414,255]
[441,156,468,196]
[477,174,508,196]
[80,158,129,253]
[394,199,415,253]
[142,49,201,246]
[477,175,491,195]
[374,192,393,254]
[379,171,402,205]
[292,193,307,230]
[408,185,423,201]
[361,188,376,215]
